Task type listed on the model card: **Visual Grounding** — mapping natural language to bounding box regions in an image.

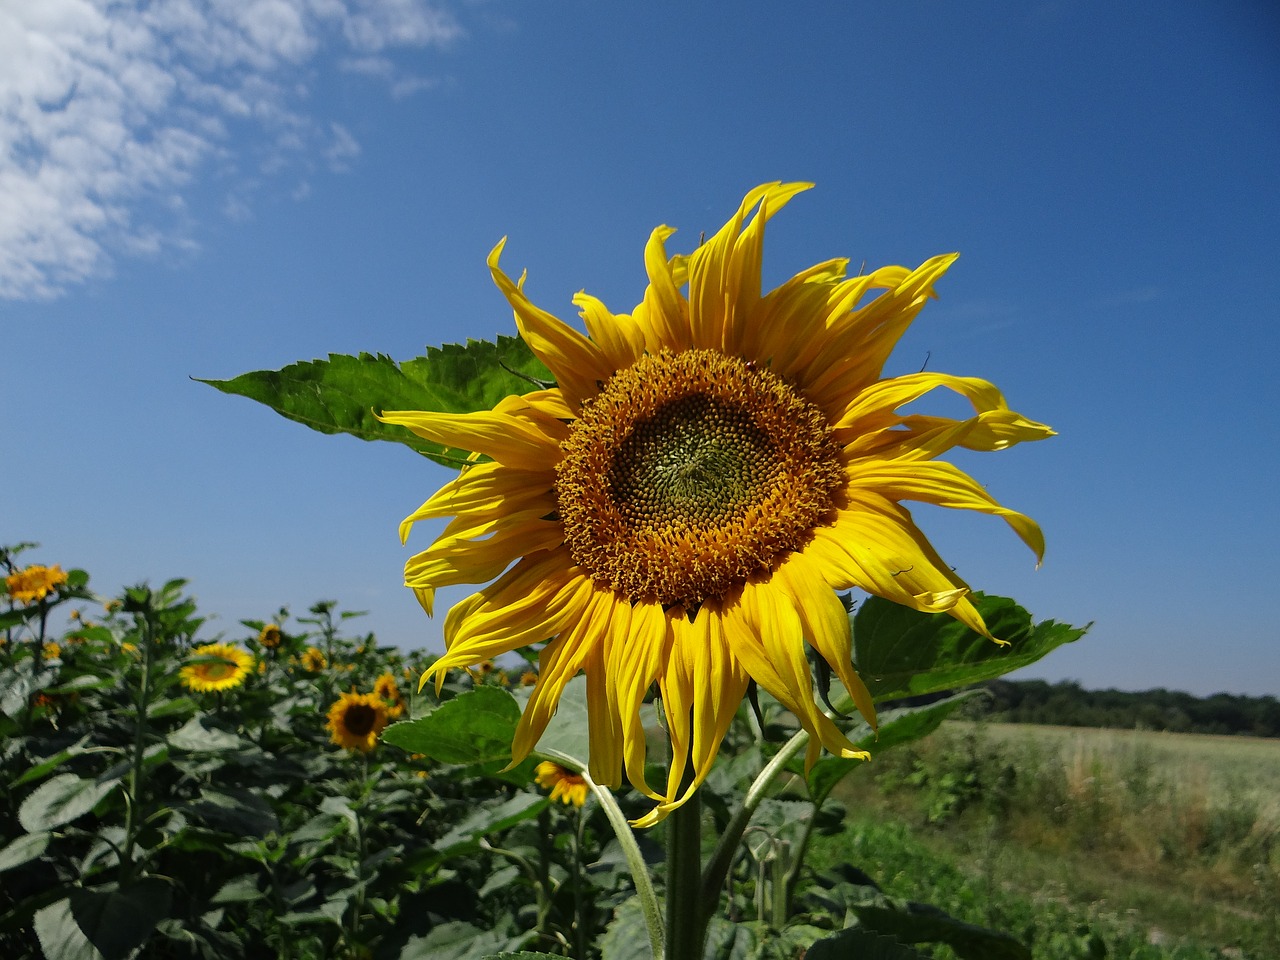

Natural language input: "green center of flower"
[556,349,845,607]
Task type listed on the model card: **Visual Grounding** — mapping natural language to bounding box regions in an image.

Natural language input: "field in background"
[817,720,1280,959]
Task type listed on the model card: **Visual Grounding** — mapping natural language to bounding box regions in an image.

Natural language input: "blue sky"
[3,1,1277,697]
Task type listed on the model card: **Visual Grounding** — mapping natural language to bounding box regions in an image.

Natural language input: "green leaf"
[167,715,246,752]
[853,594,1089,702]
[853,903,1031,960]
[600,897,656,960]
[188,787,281,838]
[525,674,591,770]
[10,741,91,788]
[397,920,508,960]
[382,686,520,763]
[481,953,568,959]
[197,338,552,468]
[806,692,982,806]
[34,879,173,960]
[0,831,51,873]
[436,793,549,857]
[804,926,930,960]
[18,772,121,832]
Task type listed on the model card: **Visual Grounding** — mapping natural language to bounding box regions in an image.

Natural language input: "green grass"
[807,720,1280,960]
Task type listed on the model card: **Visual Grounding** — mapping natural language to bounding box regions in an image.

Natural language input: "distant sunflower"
[300,647,327,671]
[181,642,253,693]
[535,761,589,807]
[373,671,406,718]
[326,691,389,753]
[258,624,283,649]
[385,183,1053,825]
[5,564,68,604]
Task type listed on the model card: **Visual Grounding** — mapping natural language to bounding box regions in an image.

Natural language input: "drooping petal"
[632,225,692,352]
[488,239,614,410]
[398,460,556,544]
[378,401,567,472]
[846,460,1045,563]
[574,291,646,371]
[403,511,564,590]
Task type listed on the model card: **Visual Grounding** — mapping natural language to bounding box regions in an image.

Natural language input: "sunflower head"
[326,691,390,753]
[181,642,254,693]
[5,564,68,605]
[535,761,590,807]
[385,183,1053,825]
[258,624,283,649]
[373,671,406,718]
[300,647,327,672]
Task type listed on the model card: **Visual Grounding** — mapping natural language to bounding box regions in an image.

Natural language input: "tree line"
[972,679,1280,738]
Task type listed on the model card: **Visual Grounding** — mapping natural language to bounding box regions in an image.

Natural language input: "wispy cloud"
[0,0,462,300]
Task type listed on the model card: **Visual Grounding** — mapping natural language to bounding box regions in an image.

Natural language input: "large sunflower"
[180,642,254,693]
[383,183,1053,826]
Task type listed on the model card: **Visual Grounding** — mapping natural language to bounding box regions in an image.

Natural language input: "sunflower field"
[6,185,1095,959]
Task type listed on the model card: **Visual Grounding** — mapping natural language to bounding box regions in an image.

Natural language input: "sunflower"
[180,642,253,693]
[326,691,390,752]
[258,623,283,648]
[373,671,406,718]
[300,646,327,671]
[383,183,1053,826]
[5,564,68,604]
[535,761,590,807]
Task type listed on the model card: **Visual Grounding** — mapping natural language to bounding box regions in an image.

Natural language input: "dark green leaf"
[382,686,520,763]
[189,787,281,838]
[600,897,656,960]
[198,338,551,468]
[853,903,1031,960]
[804,926,930,960]
[18,772,121,832]
[524,674,591,769]
[397,920,508,960]
[436,793,549,857]
[168,715,246,752]
[853,594,1089,702]
[481,953,569,959]
[34,879,172,960]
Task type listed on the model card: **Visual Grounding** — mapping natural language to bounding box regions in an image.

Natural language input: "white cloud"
[0,0,463,300]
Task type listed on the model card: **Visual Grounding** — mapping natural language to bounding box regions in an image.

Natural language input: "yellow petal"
[378,403,565,472]
[574,291,646,371]
[488,239,614,410]
[633,225,691,352]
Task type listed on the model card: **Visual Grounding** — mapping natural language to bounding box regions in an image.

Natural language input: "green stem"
[700,728,809,910]
[665,776,703,960]
[120,611,157,884]
[571,803,588,960]
[572,762,664,960]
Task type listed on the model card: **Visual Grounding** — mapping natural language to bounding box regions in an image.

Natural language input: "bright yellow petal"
[404,512,563,590]
[398,461,556,544]
[846,460,1044,563]
[845,410,1056,460]
[487,239,614,410]
[687,182,813,352]
[378,402,566,472]
[632,225,691,352]
[604,599,669,799]
[574,291,646,371]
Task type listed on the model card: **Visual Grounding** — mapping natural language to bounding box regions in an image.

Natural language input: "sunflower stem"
[700,728,810,913]
[577,765,664,960]
[666,782,704,960]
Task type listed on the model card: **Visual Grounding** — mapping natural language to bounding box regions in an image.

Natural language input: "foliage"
[2,539,1097,959]
[976,679,1280,738]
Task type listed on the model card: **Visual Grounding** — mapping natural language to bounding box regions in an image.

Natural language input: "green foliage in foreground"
[3,542,1094,959]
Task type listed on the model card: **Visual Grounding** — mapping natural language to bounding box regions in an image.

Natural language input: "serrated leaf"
[0,830,51,873]
[18,772,121,832]
[198,338,551,468]
[397,920,507,960]
[189,787,281,838]
[382,686,520,763]
[167,715,246,752]
[853,594,1088,702]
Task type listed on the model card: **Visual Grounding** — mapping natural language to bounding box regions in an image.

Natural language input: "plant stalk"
[665,775,704,960]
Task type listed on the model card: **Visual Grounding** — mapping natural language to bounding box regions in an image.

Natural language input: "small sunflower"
[326,691,389,753]
[5,565,68,604]
[535,761,590,807]
[258,624,283,648]
[300,646,327,671]
[42,641,61,660]
[180,642,253,693]
[386,183,1053,825]
[373,671,406,718]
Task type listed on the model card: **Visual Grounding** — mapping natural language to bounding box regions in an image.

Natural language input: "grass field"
[815,720,1280,959]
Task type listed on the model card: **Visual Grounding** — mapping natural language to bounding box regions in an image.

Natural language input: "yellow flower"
[519,671,539,687]
[180,642,253,693]
[5,565,68,604]
[42,641,62,660]
[373,671,406,718]
[326,691,389,753]
[300,647,327,671]
[258,624,282,648]
[535,761,589,807]
[386,183,1053,826]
